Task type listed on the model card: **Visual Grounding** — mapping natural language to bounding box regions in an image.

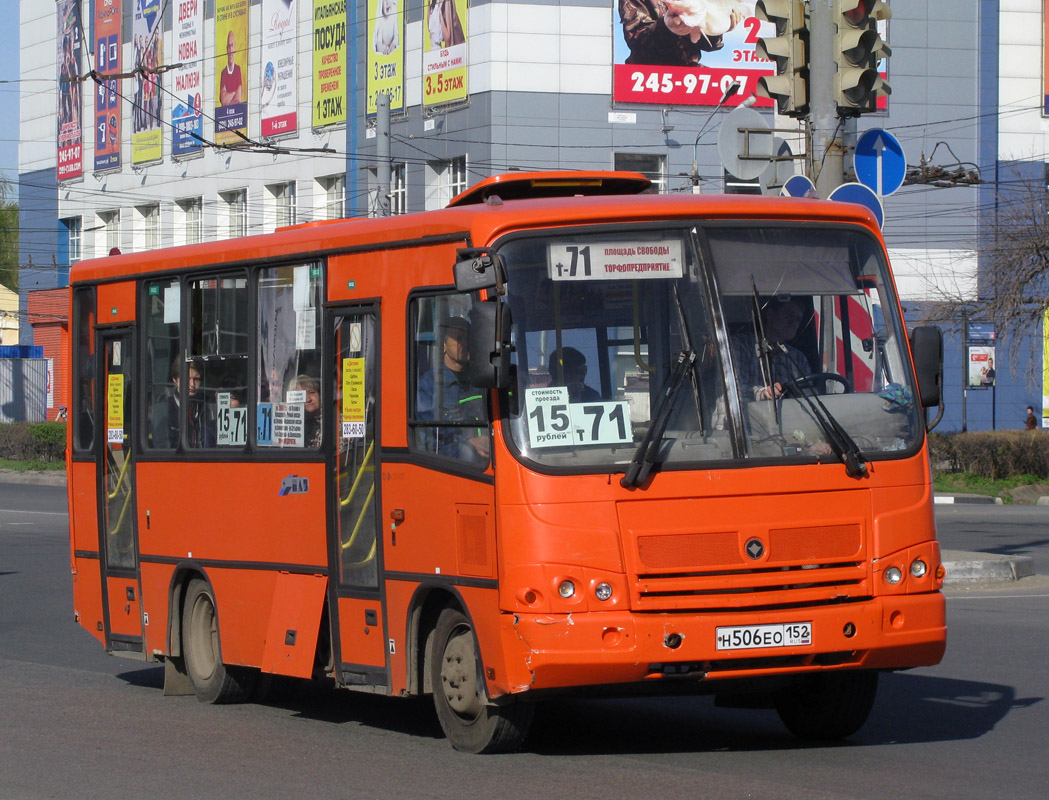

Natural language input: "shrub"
[930,431,1049,480]
[0,422,67,463]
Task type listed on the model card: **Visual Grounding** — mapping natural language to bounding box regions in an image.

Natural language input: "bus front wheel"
[775,670,878,740]
[181,578,255,704]
[430,608,534,754]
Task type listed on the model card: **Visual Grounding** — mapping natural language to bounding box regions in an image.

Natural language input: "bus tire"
[182,578,255,704]
[775,670,878,740]
[430,607,533,754]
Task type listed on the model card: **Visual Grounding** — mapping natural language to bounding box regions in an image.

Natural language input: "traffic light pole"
[807,0,846,196]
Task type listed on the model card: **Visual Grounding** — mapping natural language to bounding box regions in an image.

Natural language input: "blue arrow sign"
[781,175,816,198]
[854,128,906,197]
[829,182,885,229]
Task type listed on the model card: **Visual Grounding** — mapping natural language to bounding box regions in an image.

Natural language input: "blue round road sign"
[854,128,906,197]
[829,182,885,229]
[781,174,816,198]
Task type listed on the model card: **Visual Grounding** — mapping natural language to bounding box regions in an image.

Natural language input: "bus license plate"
[715,622,812,651]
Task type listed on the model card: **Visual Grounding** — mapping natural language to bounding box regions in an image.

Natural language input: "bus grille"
[628,525,870,612]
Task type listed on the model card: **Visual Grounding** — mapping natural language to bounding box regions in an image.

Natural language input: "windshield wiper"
[782,355,868,479]
[621,348,696,488]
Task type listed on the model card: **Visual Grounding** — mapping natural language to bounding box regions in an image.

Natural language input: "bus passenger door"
[330,308,387,684]
[97,328,143,654]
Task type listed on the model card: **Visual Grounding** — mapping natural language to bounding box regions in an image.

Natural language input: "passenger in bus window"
[548,347,601,403]
[416,316,490,462]
[732,297,812,401]
[291,375,322,448]
[151,360,211,448]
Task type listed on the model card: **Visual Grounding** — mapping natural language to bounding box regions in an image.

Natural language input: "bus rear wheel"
[430,608,533,754]
[182,578,255,704]
[775,670,878,740]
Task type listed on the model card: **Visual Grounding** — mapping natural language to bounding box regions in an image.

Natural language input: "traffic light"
[755,0,808,118]
[833,0,891,115]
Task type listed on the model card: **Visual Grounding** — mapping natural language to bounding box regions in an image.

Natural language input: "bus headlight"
[595,582,613,601]
[558,580,576,598]
[910,559,928,578]
[884,566,903,585]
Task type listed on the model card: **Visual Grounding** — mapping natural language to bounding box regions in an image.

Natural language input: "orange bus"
[67,172,946,753]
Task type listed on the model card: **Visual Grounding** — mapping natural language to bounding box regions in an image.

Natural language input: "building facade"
[17,0,1049,431]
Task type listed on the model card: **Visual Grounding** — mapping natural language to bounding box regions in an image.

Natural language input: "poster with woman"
[422,0,467,108]
[131,0,163,164]
[367,0,404,115]
[56,0,83,181]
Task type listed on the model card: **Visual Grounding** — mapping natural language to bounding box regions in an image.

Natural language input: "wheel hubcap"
[441,626,481,719]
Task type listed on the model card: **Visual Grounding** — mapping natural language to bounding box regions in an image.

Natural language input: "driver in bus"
[732,297,812,401]
[416,316,490,462]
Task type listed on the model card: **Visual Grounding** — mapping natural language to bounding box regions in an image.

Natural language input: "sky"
[0,0,18,192]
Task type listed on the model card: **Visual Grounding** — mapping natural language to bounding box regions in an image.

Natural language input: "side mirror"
[910,326,942,409]
[454,249,505,294]
[467,301,512,389]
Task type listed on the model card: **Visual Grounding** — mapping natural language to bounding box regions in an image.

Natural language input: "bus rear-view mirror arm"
[453,248,506,294]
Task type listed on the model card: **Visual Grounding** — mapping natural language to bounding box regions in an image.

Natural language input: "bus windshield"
[500,224,922,473]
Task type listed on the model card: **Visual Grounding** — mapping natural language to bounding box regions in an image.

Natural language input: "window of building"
[268,181,297,230]
[99,210,120,255]
[137,203,160,250]
[61,217,82,264]
[408,293,490,466]
[425,156,467,210]
[319,174,345,220]
[221,189,247,239]
[177,197,203,245]
[257,264,323,448]
[614,153,666,194]
[390,164,407,215]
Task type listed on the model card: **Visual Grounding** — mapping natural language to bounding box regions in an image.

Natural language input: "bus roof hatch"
[446,170,653,208]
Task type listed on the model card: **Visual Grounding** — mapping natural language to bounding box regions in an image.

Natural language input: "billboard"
[367,0,404,115]
[422,0,468,108]
[215,0,250,145]
[612,0,774,107]
[312,0,347,127]
[57,0,83,181]
[261,0,298,137]
[93,0,122,172]
[967,345,996,389]
[172,0,204,157]
[131,0,164,164]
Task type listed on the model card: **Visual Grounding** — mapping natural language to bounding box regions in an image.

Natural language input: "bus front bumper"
[496,592,946,695]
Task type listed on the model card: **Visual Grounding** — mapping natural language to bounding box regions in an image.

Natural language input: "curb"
[934,494,1002,505]
[0,470,67,487]
[941,549,1035,585]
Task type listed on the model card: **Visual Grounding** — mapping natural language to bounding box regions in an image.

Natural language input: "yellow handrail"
[340,483,376,551]
[340,439,374,508]
[107,449,131,500]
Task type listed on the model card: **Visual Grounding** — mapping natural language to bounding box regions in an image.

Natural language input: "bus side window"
[408,294,491,465]
[72,287,96,454]
[144,278,180,450]
[256,264,323,449]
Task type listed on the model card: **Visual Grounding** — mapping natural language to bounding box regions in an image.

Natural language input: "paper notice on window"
[548,240,683,281]
[296,307,317,350]
[107,373,124,444]
[272,402,305,447]
[293,265,311,310]
[342,357,365,438]
[163,284,181,323]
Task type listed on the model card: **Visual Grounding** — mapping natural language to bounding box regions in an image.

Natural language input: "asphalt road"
[2,482,1048,799]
